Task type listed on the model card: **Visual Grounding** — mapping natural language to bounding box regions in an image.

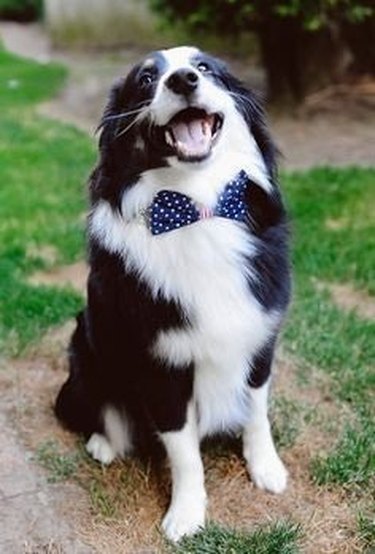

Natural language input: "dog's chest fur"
[91,165,277,437]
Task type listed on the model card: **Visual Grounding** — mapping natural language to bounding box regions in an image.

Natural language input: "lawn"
[1,48,374,552]
[0,49,95,353]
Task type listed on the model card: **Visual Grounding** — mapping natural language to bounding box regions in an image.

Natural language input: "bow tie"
[148,170,250,235]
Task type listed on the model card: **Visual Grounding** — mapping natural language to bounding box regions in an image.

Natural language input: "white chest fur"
[90,184,278,437]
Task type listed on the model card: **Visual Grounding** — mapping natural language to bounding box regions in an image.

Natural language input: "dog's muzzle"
[166,69,199,97]
[163,107,224,163]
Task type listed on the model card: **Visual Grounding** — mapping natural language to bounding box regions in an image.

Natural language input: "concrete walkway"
[0,411,91,553]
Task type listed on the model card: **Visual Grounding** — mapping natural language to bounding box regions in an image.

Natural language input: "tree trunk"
[258,17,345,105]
[341,18,375,76]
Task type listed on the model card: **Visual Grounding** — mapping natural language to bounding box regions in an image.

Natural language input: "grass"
[281,167,375,496]
[358,512,375,552]
[0,49,95,354]
[284,167,375,293]
[271,396,305,450]
[311,420,374,490]
[34,439,81,483]
[170,521,301,554]
[0,50,66,108]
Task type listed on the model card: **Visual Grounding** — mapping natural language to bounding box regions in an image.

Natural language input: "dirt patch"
[1,325,167,553]
[315,281,375,320]
[0,353,92,552]
[328,283,375,320]
[2,330,365,553]
[26,244,59,265]
[201,353,365,554]
[28,261,88,295]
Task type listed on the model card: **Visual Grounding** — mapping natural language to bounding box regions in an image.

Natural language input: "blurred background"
[1,0,374,167]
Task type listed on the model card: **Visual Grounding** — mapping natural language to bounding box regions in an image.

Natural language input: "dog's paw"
[86,433,116,465]
[162,498,206,542]
[247,451,288,494]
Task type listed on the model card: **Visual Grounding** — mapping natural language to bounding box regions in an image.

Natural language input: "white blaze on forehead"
[143,57,155,68]
[161,46,200,71]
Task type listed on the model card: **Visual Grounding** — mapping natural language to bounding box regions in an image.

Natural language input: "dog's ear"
[219,68,278,182]
[90,68,150,208]
[97,77,127,150]
[90,78,128,207]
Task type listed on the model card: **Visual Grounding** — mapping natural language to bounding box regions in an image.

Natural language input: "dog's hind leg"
[243,343,288,494]
[55,312,103,438]
[86,405,133,464]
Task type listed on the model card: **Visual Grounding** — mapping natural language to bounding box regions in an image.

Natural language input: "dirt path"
[0,352,93,552]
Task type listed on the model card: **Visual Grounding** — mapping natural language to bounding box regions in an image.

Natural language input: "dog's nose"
[165,69,199,96]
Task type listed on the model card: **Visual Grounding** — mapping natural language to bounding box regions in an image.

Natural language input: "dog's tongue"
[171,117,212,157]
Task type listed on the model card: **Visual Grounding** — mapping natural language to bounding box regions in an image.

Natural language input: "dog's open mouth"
[164,107,223,162]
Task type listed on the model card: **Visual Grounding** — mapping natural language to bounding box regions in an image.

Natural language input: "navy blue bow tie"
[148,170,250,235]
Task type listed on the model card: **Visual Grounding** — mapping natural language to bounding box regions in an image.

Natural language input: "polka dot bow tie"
[149,170,250,235]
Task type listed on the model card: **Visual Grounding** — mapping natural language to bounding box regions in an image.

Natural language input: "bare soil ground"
[1,21,374,554]
[0,324,365,554]
[315,280,375,320]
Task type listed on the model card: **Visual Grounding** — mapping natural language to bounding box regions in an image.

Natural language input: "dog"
[55,46,291,542]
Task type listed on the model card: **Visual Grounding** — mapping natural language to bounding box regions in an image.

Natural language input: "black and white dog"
[55,46,290,541]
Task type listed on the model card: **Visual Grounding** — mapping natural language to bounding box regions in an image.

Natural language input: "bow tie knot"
[148,170,250,235]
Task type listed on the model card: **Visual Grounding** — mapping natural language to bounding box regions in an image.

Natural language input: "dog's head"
[93,46,276,204]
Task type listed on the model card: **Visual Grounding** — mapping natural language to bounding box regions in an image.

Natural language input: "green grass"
[271,396,305,450]
[34,440,81,483]
[358,512,375,552]
[281,167,375,499]
[0,49,95,353]
[170,521,301,554]
[0,50,65,108]
[284,167,375,293]
[88,479,120,519]
[311,419,375,489]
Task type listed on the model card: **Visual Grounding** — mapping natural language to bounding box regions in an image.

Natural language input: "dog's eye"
[140,72,154,86]
[197,62,211,74]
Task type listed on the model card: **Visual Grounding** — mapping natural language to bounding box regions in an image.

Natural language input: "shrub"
[150,0,374,103]
[0,0,43,22]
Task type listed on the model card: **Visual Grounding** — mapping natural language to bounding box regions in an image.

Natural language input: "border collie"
[55,46,290,542]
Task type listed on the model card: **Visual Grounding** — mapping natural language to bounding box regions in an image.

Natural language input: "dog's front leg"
[160,402,206,542]
[243,378,288,494]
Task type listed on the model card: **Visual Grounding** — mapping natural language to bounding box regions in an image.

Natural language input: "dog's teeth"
[176,141,188,155]
[202,121,211,136]
[165,130,174,147]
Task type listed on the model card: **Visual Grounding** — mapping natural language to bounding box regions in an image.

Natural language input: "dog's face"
[142,46,233,163]
[95,46,275,204]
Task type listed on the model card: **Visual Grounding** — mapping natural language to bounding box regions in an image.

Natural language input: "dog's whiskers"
[228,91,253,105]
[104,103,150,123]
[115,110,148,139]
[228,90,262,114]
